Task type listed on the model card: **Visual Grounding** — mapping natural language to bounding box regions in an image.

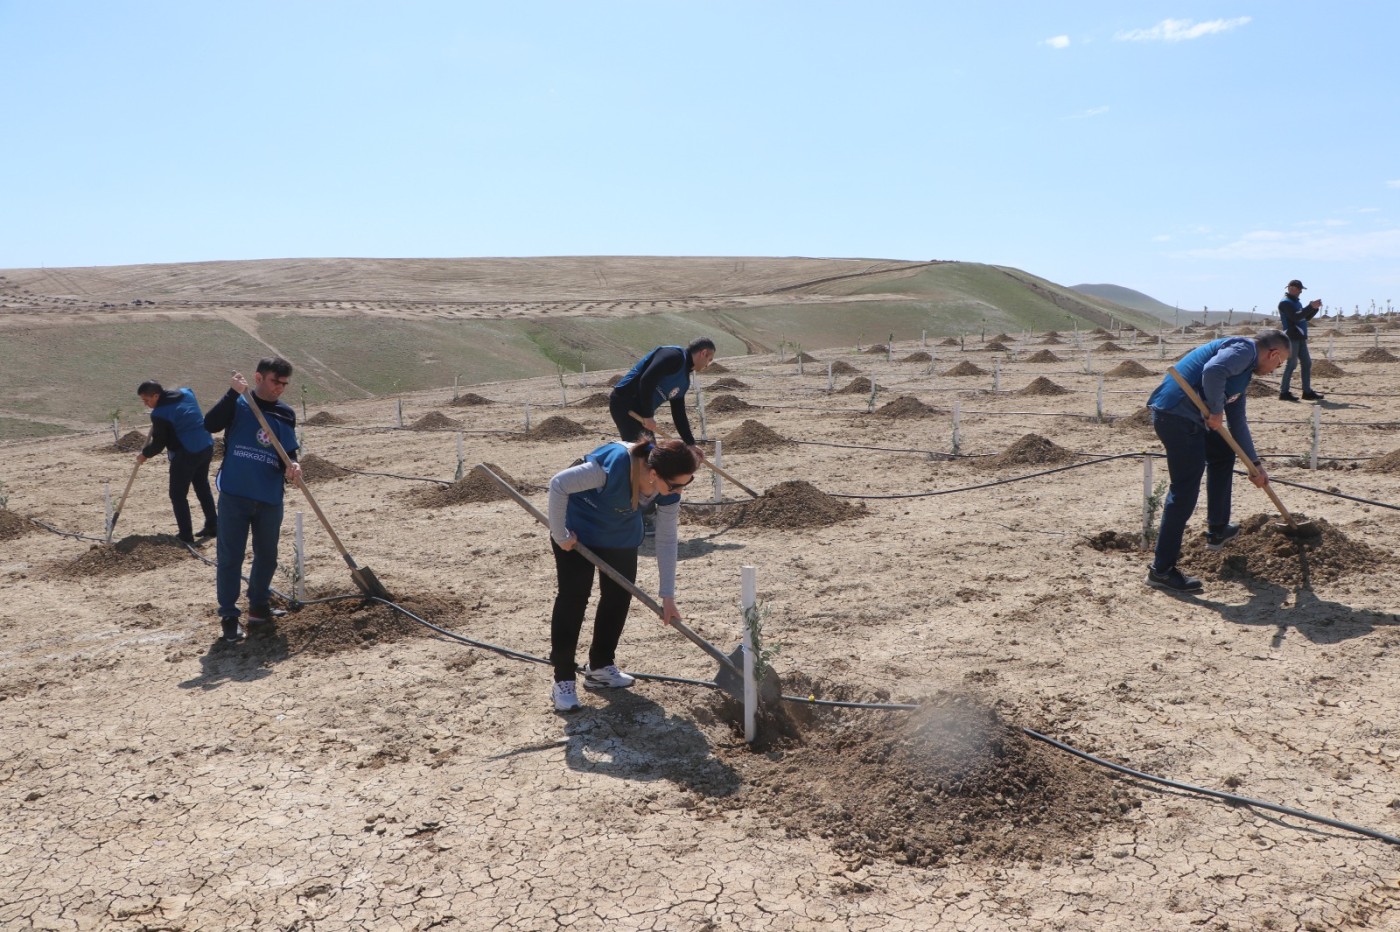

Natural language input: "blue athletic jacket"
[1147,337,1261,463]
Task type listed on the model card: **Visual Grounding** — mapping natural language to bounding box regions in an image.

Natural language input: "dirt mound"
[232,591,463,659]
[0,508,35,540]
[704,362,731,374]
[944,361,987,377]
[1235,327,1257,336]
[991,333,1014,342]
[902,351,932,363]
[574,392,612,408]
[1357,347,1399,362]
[1247,380,1274,398]
[1039,335,1064,345]
[54,535,191,579]
[1094,341,1126,353]
[408,411,462,431]
[95,430,148,454]
[836,377,876,395]
[1180,514,1388,587]
[304,411,344,426]
[939,337,960,347]
[604,374,624,387]
[982,341,1011,353]
[722,420,792,452]
[1082,530,1141,552]
[707,394,754,412]
[709,377,749,390]
[1309,359,1347,378]
[684,480,864,530]
[987,434,1076,468]
[790,351,818,363]
[864,344,889,355]
[1355,324,1378,334]
[1366,449,1400,474]
[1018,377,1070,396]
[1088,328,1111,337]
[1114,407,1154,431]
[1104,359,1153,378]
[297,453,351,482]
[448,392,494,406]
[1025,349,1062,363]
[875,396,943,418]
[829,360,860,375]
[414,463,531,507]
[722,692,1130,868]
[518,416,590,441]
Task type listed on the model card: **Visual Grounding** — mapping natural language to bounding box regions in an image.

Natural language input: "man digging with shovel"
[203,358,302,643]
[1145,329,1291,593]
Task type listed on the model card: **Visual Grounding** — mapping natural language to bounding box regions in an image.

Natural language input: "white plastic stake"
[452,375,459,401]
[560,381,567,407]
[1085,349,1093,374]
[111,418,120,443]
[396,399,403,428]
[921,329,927,348]
[455,432,465,481]
[952,400,962,455]
[104,481,113,535]
[993,358,1000,392]
[741,564,757,744]
[1310,407,1321,470]
[697,386,708,442]
[581,363,588,387]
[1141,455,1154,548]
[524,404,531,433]
[1159,337,1166,360]
[294,511,306,602]
[798,349,804,376]
[1096,377,1104,420]
[1327,334,1335,360]
[712,439,724,502]
[827,362,834,392]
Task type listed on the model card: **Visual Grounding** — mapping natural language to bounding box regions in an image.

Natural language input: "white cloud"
[1067,105,1109,119]
[1152,234,1172,242]
[1182,227,1400,261]
[1387,180,1400,189]
[1116,17,1251,42]
[1043,35,1071,49]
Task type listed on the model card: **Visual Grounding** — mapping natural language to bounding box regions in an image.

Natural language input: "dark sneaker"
[246,604,273,628]
[220,618,244,643]
[196,524,218,538]
[1278,391,1299,402]
[1301,391,1325,401]
[1205,523,1240,551]
[1146,565,1203,593]
[177,533,196,545]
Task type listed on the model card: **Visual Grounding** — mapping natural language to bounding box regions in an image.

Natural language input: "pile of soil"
[902,351,933,363]
[304,411,345,426]
[1039,335,1064,345]
[0,508,35,541]
[722,419,792,452]
[939,337,961,347]
[574,392,612,408]
[707,394,754,413]
[1082,530,1141,552]
[1088,328,1111,337]
[1025,349,1063,363]
[55,535,191,579]
[987,434,1076,468]
[448,392,494,407]
[836,377,877,395]
[991,333,1014,342]
[604,374,624,387]
[705,363,731,374]
[864,344,889,355]
[875,396,943,418]
[1199,329,1219,339]
[1355,324,1378,334]
[709,377,749,390]
[983,341,1011,353]
[520,416,590,441]
[1113,407,1154,432]
[96,431,148,454]
[944,361,987,377]
[683,480,864,530]
[1104,359,1153,378]
[298,453,351,482]
[1310,359,1347,378]
[1180,514,1388,588]
[790,352,818,364]
[236,591,465,659]
[830,360,860,375]
[408,411,462,431]
[1043,331,1061,339]
[1018,377,1070,396]
[721,692,1131,867]
[1236,327,1257,336]
[1357,347,1399,362]
[1094,341,1126,353]
[1247,380,1274,398]
[1366,448,1400,473]
[414,463,531,507]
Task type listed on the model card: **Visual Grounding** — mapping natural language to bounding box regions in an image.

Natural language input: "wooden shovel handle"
[106,450,146,543]
[238,388,363,570]
[628,411,760,499]
[1166,367,1298,528]
[476,464,743,678]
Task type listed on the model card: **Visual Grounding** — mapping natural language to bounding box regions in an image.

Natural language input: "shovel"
[105,445,147,544]
[476,463,783,706]
[239,388,394,599]
[628,411,761,499]
[1167,367,1316,536]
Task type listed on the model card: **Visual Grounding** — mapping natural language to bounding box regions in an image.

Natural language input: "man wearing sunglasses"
[202,357,302,644]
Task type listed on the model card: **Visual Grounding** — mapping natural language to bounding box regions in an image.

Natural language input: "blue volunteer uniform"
[142,388,217,541]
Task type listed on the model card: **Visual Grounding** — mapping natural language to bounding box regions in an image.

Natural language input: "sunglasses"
[661,475,695,492]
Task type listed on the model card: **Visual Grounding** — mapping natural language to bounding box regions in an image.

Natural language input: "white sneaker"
[582,664,636,689]
[551,679,581,712]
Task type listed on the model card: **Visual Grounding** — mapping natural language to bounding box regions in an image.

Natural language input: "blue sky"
[2,2,1397,315]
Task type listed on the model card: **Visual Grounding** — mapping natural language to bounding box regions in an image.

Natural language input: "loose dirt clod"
[448,392,495,406]
[413,463,532,507]
[1025,349,1063,363]
[233,591,464,659]
[516,416,590,441]
[1082,530,1140,552]
[1018,377,1070,396]
[683,480,864,530]
[707,394,754,412]
[1309,359,1347,378]
[709,377,749,390]
[408,411,462,431]
[722,419,792,452]
[1247,380,1274,398]
[1180,513,1386,587]
[875,396,943,418]
[1366,448,1400,474]
[298,453,351,482]
[716,691,1131,868]
[987,434,1076,468]
[1104,359,1153,378]
[304,411,345,426]
[1357,347,1399,363]
[944,361,987,377]
[0,508,35,541]
[55,535,191,578]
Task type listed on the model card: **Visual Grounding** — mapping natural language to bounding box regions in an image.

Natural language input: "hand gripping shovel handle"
[475,463,744,680]
[1166,367,1300,530]
[628,411,760,499]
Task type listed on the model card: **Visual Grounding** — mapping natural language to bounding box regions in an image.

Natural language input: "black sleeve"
[670,396,696,446]
[141,416,172,458]
[1278,300,1303,338]
[631,348,685,417]
[1303,306,1321,321]
[203,388,239,434]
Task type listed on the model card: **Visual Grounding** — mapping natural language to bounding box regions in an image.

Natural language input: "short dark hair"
[1254,329,1291,354]
[686,337,716,356]
[630,438,699,481]
[136,380,163,397]
[256,356,293,378]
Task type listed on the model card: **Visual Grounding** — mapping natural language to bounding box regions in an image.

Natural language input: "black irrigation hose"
[338,466,450,485]
[828,453,1142,500]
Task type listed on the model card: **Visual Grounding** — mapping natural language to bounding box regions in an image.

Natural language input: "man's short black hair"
[256,356,293,378]
[136,380,163,396]
[686,337,716,355]
[1254,329,1291,354]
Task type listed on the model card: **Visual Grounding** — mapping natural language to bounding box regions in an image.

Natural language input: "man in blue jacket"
[608,337,716,448]
[1145,329,1291,592]
[203,358,302,643]
[1277,278,1325,402]
[136,381,218,544]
